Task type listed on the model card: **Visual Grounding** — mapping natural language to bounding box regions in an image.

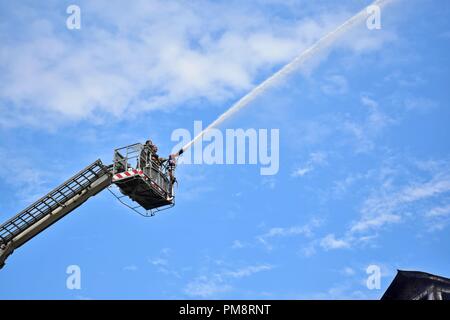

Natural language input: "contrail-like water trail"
[181,0,394,152]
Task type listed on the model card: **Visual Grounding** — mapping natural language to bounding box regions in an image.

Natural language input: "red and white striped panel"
[112,169,144,182]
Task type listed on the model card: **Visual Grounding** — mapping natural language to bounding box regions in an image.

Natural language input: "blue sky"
[0,0,449,299]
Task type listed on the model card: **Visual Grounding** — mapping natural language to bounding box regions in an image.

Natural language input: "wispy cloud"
[332,170,375,198]
[184,276,232,298]
[384,71,426,87]
[312,262,395,300]
[261,177,277,190]
[0,148,57,205]
[256,218,322,251]
[224,265,273,279]
[320,234,351,250]
[424,203,450,231]
[425,204,450,218]
[403,96,438,113]
[148,248,182,278]
[342,95,393,153]
[342,267,356,276]
[321,74,348,95]
[292,152,327,177]
[123,265,138,272]
[184,264,273,298]
[179,185,216,201]
[351,169,450,233]
[149,258,168,267]
[321,160,450,251]
[351,213,401,234]
[231,240,245,249]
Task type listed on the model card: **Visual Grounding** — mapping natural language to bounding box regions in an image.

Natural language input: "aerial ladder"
[0,142,177,269]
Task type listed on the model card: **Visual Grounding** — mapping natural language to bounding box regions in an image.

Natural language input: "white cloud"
[0,147,61,204]
[184,276,232,298]
[425,204,450,218]
[321,75,348,95]
[231,240,245,249]
[123,265,138,272]
[384,71,426,87]
[332,170,375,198]
[342,267,355,276]
[149,257,168,267]
[224,265,273,279]
[259,225,312,239]
[148,248,183,278]
[342,121,374,153]
[351,170,450,233]
[300,243,317,258]
[403,97,438,112]
[313,160,450,252]
[184,263,273,298]
[261,177,277,190]
[361,95,378,109]
[351,213,401,233]
[320,234,350,250]
[292,152,327,177]
[341,95,393,153]
[257,218,322,250]
[179,185,215,201]
[0,1,397,129]
[424,204,450,231]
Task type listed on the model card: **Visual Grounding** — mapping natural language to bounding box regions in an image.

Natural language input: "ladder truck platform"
[0,142,177,269]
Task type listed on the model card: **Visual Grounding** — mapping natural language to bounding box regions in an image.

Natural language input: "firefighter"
[140,140,154,169]
[151,145,163,167]
[167,148,184,185]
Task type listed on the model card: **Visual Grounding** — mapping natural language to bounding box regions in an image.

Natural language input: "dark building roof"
[382,270,450,300]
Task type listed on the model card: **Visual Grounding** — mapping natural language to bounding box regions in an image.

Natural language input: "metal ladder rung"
[75,173,92,185]
[64,184,77,194]
[2,226,14,235]
[28,204,48,218]
[40,201,53,211]
[87,168,100,178]
[34,202,51,212]
[22,214,36,224]
[69,180,84,190]
[42,197,58,207]
[48,195,66,208]
[86,166,102,177]
[14,217,29,228]
[54,188,72,199]
[0,160,108,245]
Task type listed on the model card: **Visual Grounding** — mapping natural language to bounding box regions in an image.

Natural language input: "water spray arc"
[181,0,393,153]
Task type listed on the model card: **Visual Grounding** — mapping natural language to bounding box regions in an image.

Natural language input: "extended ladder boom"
[0,160,112,269]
